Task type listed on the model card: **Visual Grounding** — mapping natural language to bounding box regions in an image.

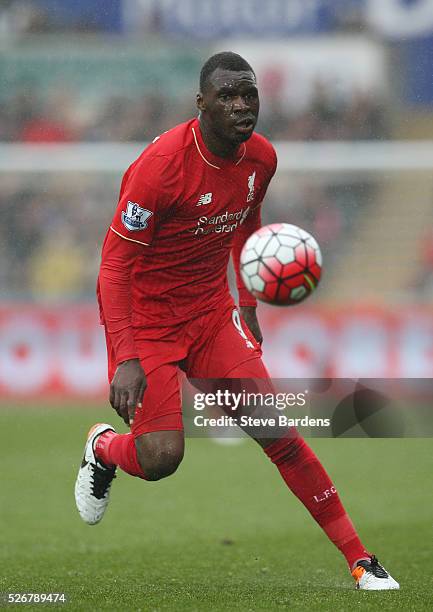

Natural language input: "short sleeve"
[110,155,174,246]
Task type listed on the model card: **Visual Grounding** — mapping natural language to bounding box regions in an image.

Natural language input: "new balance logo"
[196,192,213,206]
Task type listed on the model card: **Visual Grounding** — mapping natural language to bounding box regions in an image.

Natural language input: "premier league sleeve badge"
[121,201,153,231]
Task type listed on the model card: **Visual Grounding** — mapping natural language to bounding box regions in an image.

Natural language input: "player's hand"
[239,306,263,345]
[109,358,147,427]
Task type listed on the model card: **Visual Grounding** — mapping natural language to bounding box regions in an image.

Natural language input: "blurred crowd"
[1,85,387,144]
[0,176,114,301]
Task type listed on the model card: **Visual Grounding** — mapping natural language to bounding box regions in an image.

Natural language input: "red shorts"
[105,303,271,436]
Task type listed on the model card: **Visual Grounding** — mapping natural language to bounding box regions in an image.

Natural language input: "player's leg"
[94,363,185,481]
[75,334,185,525]
[95,430,184,482]
[75,362,185,525]
[189,306,399,589]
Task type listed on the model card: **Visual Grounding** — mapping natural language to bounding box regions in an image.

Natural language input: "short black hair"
[199,52,255,92]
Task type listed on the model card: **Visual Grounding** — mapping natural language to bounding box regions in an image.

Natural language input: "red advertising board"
[1,304,432,399]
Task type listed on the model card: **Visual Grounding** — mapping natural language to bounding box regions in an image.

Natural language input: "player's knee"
[135,432,184,481]
[144,451,183,481]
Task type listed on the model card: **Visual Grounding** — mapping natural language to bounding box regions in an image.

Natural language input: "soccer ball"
[240,223,322,305]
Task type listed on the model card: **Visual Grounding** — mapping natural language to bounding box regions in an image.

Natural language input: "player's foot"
[352,555,400,590]
[74,423,117,525]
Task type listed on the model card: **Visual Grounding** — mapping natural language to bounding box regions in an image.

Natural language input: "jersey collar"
[192,118,246,170]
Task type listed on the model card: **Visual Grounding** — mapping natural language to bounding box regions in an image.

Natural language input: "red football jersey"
[98,117,277,361]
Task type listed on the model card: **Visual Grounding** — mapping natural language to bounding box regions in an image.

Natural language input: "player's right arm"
[99,230,147,426]
[98,153,175,425]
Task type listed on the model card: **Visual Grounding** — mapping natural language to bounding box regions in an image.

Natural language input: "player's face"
[197,68,260,146]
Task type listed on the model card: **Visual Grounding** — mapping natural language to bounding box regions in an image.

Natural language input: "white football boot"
[74,423,117,525]
[352,555,400,590]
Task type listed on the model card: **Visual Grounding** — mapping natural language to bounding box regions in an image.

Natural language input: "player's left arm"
[232,202,263,343]
[232,144,278,344]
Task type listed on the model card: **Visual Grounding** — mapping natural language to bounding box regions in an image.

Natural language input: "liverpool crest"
[247,171,256,202]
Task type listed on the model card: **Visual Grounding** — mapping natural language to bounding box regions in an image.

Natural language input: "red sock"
[95,431,147,480]
[265,434,369,569]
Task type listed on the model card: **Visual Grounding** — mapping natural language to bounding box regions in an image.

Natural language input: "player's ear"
[196,92,206,112]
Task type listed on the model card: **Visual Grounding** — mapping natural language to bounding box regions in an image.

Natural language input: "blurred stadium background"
[2,0,433,401]
[1,2,433,609]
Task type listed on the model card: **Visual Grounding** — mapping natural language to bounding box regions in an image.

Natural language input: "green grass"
[0,405,431,611]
